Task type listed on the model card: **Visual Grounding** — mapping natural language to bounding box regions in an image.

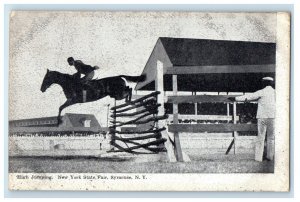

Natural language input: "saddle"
[72,73,96,90]
[77,78,96,90]
[78,80,95,103]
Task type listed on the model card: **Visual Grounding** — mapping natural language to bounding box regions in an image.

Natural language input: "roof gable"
[135,39,172,90]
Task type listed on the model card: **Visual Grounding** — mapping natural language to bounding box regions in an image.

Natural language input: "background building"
[9,113,105,135]
[9,113,110,156]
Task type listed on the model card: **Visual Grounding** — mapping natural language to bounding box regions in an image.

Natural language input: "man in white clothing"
[228,77,275,162]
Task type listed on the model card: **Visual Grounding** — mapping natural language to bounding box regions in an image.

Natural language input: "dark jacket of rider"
[68,57,99,82]
[73,60,97,75]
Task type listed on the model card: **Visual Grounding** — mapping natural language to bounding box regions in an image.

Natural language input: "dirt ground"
[9,153,274,173]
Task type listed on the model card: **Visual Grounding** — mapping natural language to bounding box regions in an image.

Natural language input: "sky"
[9,11,276,126]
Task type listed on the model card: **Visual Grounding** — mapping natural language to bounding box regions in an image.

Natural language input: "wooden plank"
[117,127,166,134]
[113,133,161,141]
[168,124,257,133]
[113,99,157,113]
[114,115,168,127]
[128,91,159,103]
[112,106,159,117]
[168,114,239,121]
[111,112,153,125]
[114,138,166,151]
[109,142,162,154]
[110,91,159,110]
[166,95,240,104]
[165,64,275,75]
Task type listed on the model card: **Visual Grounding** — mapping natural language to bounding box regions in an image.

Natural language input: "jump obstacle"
[108,91,169,154]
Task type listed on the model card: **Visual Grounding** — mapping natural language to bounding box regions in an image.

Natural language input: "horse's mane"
[50,70,73,78]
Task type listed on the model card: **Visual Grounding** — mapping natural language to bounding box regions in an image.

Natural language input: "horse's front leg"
[57,99,74,126]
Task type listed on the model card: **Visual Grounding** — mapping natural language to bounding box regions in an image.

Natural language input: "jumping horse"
[40,69,146,125]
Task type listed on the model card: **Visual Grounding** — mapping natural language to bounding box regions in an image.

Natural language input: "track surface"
[9,153,274,173]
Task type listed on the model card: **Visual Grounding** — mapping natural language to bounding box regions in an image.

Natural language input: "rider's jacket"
[73,60,96,75]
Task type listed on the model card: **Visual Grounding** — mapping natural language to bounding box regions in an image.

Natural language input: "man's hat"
[262,77,274,81]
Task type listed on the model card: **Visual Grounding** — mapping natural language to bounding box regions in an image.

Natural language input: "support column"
[172,75,184,162]
[227,104,230,115]
[173,75,178,124]
[194,92,198,115]
[156,60,177,162]
[233,101,237,154]
[227,92,230,123]
[110,99,117,151]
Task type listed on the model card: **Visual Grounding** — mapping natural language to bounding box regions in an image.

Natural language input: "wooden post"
[110,99,117,151]
[227,92,230,123]
[156,61,165,116]
[172,75,184,162]
[173,75,178,124]
[227,103,230,126]
[156,60,177,162]
[227,104,230,115]
[194,92,197,115]
[226,92,230,117]
[233,101,237,154]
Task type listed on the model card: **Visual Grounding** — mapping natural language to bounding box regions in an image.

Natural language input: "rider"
[67,57,99,85]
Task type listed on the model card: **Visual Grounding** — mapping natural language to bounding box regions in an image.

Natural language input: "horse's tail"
[119,74,146,83]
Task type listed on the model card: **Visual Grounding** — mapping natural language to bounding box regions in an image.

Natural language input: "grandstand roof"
[135,37,276,92]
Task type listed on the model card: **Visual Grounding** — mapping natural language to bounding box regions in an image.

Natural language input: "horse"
[40,69,146,125]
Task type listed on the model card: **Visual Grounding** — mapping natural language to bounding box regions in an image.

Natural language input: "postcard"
[8,11,290,191]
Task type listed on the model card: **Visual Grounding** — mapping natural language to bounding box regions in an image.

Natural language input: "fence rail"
[168,124,257,133]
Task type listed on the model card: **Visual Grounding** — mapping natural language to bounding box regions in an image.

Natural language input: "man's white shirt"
[235,86,275,118]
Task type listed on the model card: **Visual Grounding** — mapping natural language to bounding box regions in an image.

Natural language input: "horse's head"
[41,69,55,92]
